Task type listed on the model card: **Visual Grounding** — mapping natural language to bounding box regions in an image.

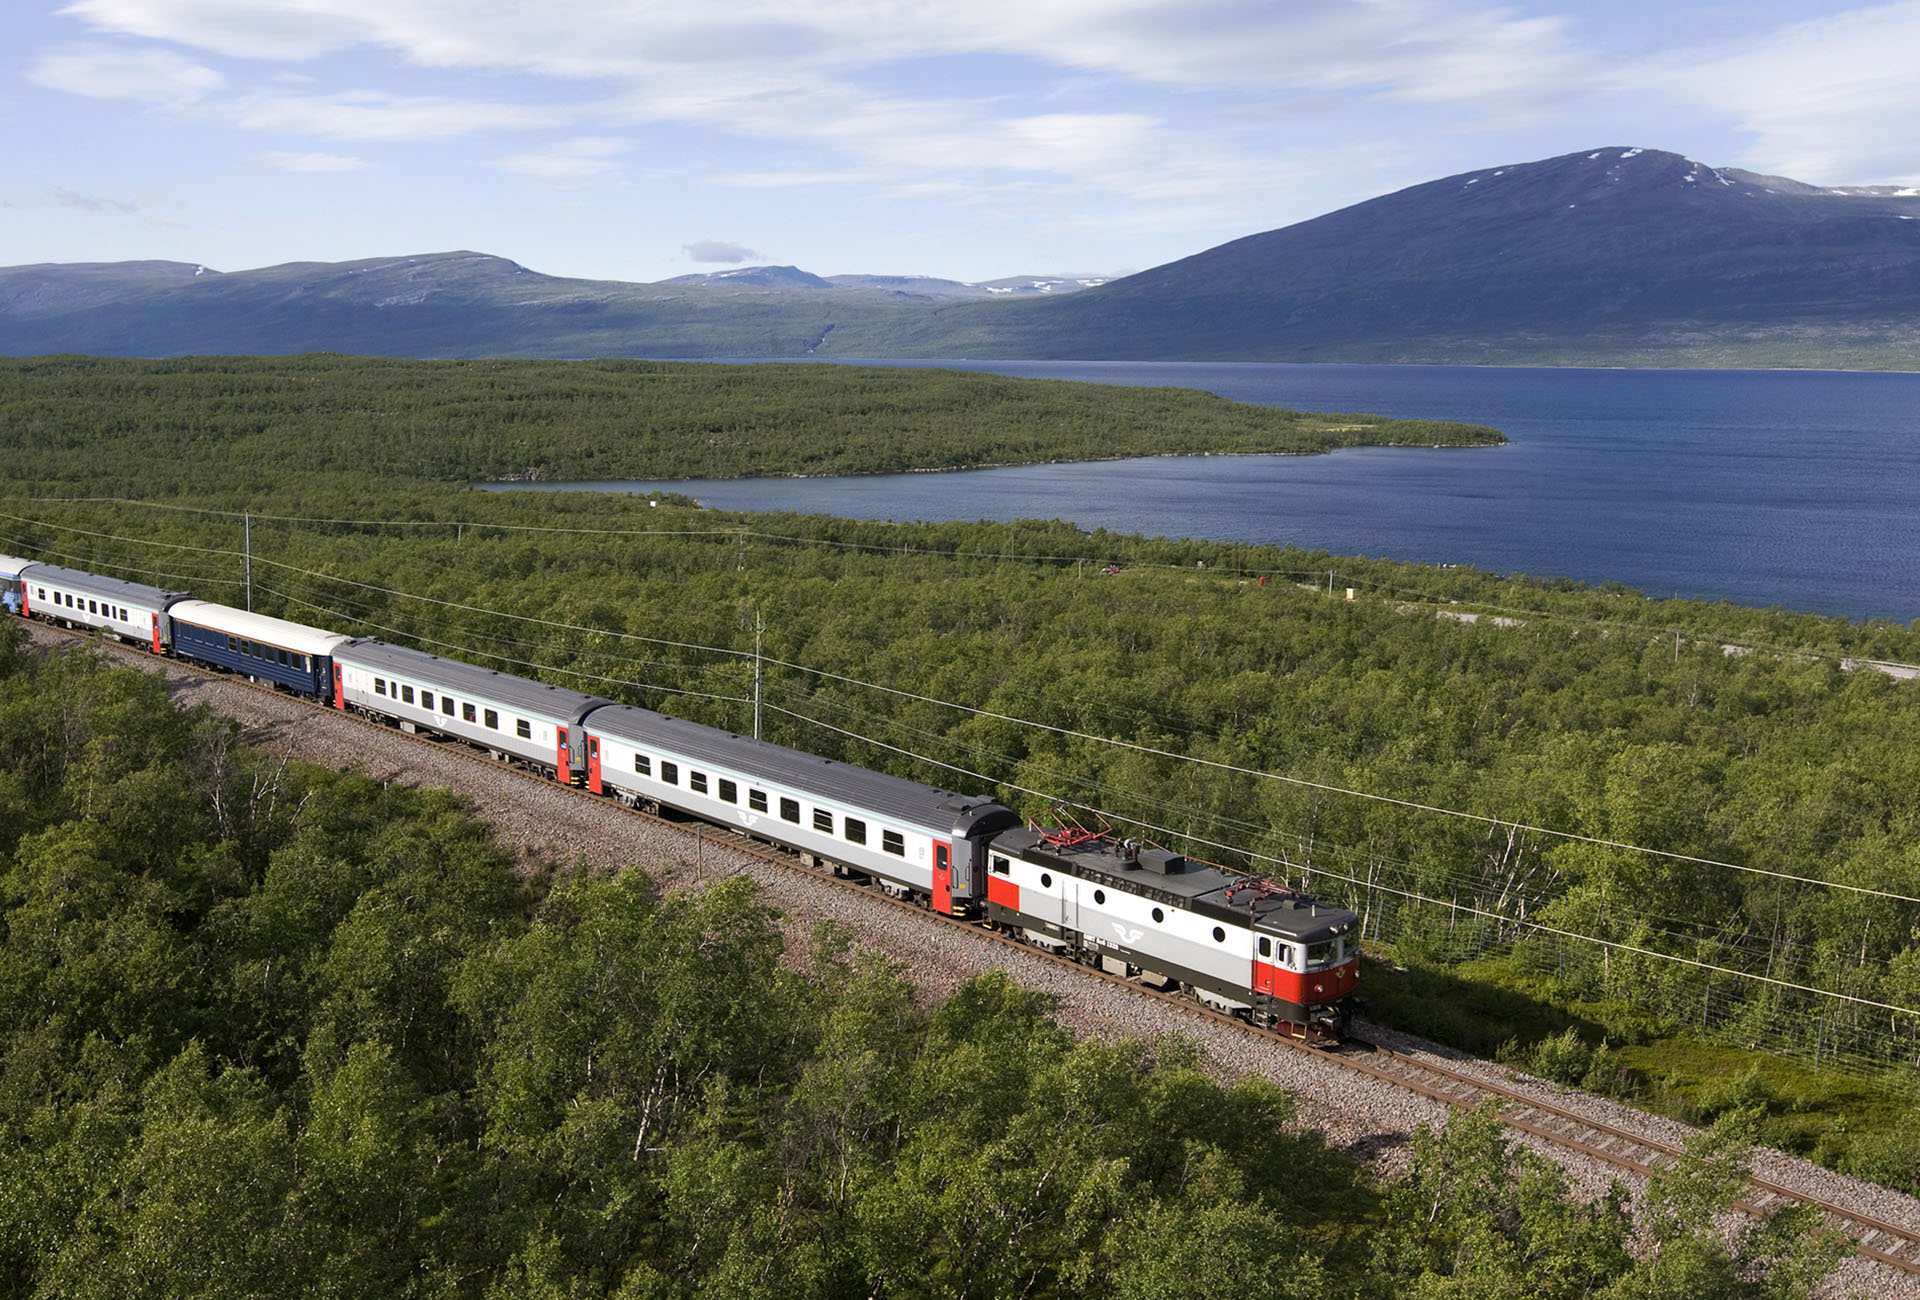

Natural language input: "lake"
[487,362,1920,622]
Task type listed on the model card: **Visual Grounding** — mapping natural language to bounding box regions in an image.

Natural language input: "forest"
[5,355,1920,1194]
[0,355,1501,497]
[0,631,1849,1297]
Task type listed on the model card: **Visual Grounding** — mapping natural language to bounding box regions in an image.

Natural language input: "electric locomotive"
[984,824,1359,1034]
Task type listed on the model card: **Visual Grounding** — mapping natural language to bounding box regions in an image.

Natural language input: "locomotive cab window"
[1306,939,1339,970]
[991,854,1008,874]
[1258,937,1272,958]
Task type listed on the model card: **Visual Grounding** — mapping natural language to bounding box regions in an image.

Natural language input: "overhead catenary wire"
[8,504,1920,906]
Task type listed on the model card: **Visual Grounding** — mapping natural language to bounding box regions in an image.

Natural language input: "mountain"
[870,147,1920,365]
[2,148,1916,366]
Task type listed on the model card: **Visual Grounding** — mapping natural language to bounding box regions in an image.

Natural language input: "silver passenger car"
[334,639,611,784]
[583,703,1019,915]
[16,561,186,653]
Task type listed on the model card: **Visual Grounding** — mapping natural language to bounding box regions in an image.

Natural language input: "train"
[0,552,1360,1035]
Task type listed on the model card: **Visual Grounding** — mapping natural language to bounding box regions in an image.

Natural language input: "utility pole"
[244,512,253,612]
[753,607,764,741]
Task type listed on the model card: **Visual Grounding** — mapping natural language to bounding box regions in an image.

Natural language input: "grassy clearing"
[1362,944,1920,1195]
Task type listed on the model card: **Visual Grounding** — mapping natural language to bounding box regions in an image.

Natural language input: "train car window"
[1258,937,1272,958]
[718,779,737,803]
[401,685,414,704]
[690,772,708,795]
[1040,873,1052,889]
[882,830,904,857]
[243,641,254,657]
[516,718,530,738]
[278,649,290,665]
[374,678,387,696]
[846,818,867,845]
[813,809,832,833]
[88,600,98,614]
[484,709,498,729]
[1307,941,1333,969]
[660,761,679,785]
[296,655,308,672]
[749,790,768,813]
[991,854,1007,874]
[227,635,238,651]
[1151,907,1165,923]
[1280,945,1297,968]
[462,703,477,723]
[441,696,456,716]
[779,797,800,824]
[633,755,651,776]
[1093,889,1105,904]
[1213,927,1227,943]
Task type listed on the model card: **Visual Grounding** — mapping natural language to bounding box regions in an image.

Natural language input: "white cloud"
[57,0,378,61]
[30,42,223,103]
[236,90,577,141]
[683,240,760,263]
[495,136,631,178]
[39,0,1920,219]
[264,150,372,172]
[1643,1,1920,186]
[56,188,139,213]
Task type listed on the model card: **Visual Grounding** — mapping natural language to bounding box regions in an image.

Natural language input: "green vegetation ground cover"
[0,354,1501,496]
[0,635,1851,1297]
[6,355,1920,1198]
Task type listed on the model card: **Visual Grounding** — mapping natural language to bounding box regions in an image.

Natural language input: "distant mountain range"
[3,147,1916,367]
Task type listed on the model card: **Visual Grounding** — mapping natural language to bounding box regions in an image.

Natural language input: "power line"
[9,507,1919,904]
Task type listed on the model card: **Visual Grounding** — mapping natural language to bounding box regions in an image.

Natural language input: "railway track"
[29,619,1920,1281]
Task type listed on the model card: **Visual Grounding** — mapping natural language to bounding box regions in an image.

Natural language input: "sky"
[6,0,1920,285]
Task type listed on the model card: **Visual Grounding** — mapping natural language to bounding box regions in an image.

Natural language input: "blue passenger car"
[166,600,352,696]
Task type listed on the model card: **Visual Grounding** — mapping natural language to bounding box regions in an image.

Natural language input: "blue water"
[490,362,1920,621]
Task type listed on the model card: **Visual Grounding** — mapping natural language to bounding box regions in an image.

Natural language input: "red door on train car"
[1253,936,1282,997]
[933,840,953,915]
[332,663,345,710]
[586,735,603,794]
[555,727,572,784]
